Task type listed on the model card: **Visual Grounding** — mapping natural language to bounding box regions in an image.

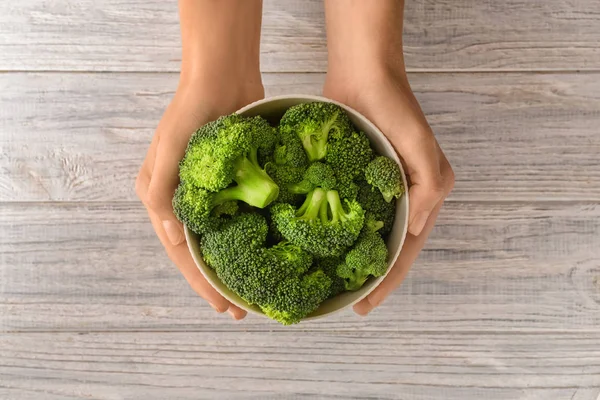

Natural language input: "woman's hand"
[135,0,264,320]
[324,69,454,315]
[324,0,455,315]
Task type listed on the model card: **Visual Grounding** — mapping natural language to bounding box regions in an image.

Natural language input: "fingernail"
[162,220,184,245]
[409,211,429,236]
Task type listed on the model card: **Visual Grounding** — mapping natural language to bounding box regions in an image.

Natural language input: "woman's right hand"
[135,0,264,320]
[135,75,264,320]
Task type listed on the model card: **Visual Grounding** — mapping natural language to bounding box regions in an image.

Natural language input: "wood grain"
[1,72,599,203]
[0,331,599,400]
[1,201,598,332]
[1,0,599,72]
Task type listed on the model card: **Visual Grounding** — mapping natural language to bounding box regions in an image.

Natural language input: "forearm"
[325,0,406,77]
[178,0,263,85]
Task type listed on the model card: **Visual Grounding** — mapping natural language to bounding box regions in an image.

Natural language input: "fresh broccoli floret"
[316,256,347,298]
[212,201,239,217]
[337,222,389,291]
[279,102,353,162]
[201,213,329,325]
[288,162,337,194]
[364,156,404,203]
[265,163,306,205]
[172,183,242,234]
[265,241,314,276]
[336,178,359,201]
[326,130,373,183]
[356,180,395,235]
[271,188,365,257]
[201,213,268,269]
[273,129,309,168]
[261,270,331,325]
[178,114,279,208]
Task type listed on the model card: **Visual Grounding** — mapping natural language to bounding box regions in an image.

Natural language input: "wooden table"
[1,1,599,399]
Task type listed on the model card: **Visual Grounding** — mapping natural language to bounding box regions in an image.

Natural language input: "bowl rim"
[185,94,409,321]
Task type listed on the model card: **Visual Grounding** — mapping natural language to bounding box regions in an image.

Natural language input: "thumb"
[407,180,445,236]
[145,132,190,246]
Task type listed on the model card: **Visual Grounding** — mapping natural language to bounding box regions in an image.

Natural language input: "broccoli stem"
[296,188,327,221]
[301,136,326,163]
[288,179,314,195]
[366,219,385,233]
[301,112,339,162]
[381,191,395,203]
[345,274,369,291]
[213,152,279,208]
[325,190,347,224]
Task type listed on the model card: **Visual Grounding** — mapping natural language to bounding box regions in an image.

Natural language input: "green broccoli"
[265,129,310,204]
[172,183,236,234]
[364,156,404,203]
[337,220,389,291]
[279,102,353,162]
[212,201,239,217]
[326,130,373,183]
[288,162,337,194]
[261,269,331,325]
[336,178,359,201]
[356,180,396,235]
[178,114,279,207]
[265,163,306,205]
[271,188,365,257]
[316,256,347,298]
[201,213,330,325]
[273,129,309,168]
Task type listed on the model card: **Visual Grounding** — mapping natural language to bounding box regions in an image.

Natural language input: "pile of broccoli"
[173,102,405,325]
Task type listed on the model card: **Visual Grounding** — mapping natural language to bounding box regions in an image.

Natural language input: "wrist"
[325,0,407,82]
[178,0,262,87]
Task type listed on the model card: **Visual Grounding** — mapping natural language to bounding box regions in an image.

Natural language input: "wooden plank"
[1,72,599,202]
[1,0,599,72]
[0,331,598,399]
[1,202,599,332]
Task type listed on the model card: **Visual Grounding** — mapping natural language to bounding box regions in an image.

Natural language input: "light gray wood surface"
[2,72,599,202]
[1,0,599,399]
[1,202,599,332]
[1,332,599,400]
[1,0,599,72]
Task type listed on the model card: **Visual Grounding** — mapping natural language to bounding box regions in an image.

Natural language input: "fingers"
[368,87,452,237]
[136,127,245,320]
[353,200,445,316]
[392,124,446,237]
[146,209,235,315]
[144,112,197,246]
[228,304,248,320]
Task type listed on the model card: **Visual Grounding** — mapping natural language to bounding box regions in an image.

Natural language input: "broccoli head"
[265,163,306,205]
[279,102,353,162]
[288,162,337,194]
[178,114,279,208]
[364,156,405,203]
[337,222,389,291]
[326,130,373,183]
[173,183,241,234]
[316,256,347,298]
[261,270,331,325]
[356,180,396,235]
[336,178,359,201]
[200,213,330,325]
[273,129,309,168]
[271,188,365,257]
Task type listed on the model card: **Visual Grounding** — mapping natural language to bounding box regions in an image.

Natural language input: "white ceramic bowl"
[185,95,409,322]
